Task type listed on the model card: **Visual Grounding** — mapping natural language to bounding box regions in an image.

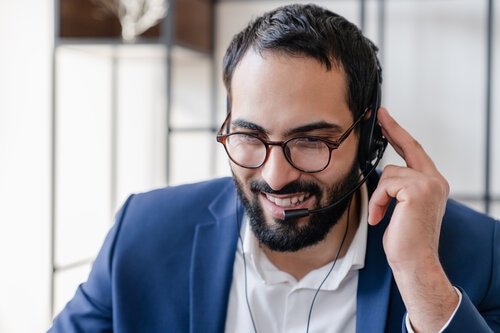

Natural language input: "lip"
[260,192,314,219]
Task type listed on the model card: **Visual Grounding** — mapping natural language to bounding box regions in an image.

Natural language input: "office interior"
[0,0,498,332]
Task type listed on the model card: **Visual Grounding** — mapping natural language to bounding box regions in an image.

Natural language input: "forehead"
[230,50,352,131]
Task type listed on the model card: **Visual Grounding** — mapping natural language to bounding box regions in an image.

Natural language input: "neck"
[262,192,360,281]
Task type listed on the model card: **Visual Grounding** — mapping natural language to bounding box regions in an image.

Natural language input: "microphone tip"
[283,209,310,221]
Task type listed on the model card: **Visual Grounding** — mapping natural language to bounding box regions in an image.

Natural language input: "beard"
[233,160,361,252]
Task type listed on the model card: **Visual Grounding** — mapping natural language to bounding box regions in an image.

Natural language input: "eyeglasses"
[216,110,366,173]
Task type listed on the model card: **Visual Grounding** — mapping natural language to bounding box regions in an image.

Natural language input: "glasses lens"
[225,133,266,168]
[286,137,331,172]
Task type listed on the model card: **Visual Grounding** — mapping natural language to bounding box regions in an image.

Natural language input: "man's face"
[229,50,361,252]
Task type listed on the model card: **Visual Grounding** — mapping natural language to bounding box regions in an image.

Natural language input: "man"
[48,4,499,332]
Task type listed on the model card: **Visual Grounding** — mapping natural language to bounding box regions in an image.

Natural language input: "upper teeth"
[265,194,306,207]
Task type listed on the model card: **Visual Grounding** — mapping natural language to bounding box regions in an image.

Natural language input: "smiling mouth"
[264,193,311,208]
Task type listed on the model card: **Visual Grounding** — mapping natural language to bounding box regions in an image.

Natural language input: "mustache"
[249,180,321,196]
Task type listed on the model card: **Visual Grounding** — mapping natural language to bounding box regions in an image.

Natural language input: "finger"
[368,162,449,225]
[367,165,409,225]
[368,189,391,226]
[377,108,436,173]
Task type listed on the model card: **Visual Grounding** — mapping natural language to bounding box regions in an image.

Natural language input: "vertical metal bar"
[360,0,366,31]
[49,0,59,320]
[209,3,217,177]
[162,0,175,185]
[484,0,494,214]
[377,0,386,67]
[110,48,119,216]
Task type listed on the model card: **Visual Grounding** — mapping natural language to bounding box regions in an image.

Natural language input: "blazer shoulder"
[113,177,236,240]
[440,198,498,256]
[442,199,498,237]
[122,177,235,214]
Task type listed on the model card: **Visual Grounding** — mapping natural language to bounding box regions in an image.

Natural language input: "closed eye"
[228,133,263,145]
[290,136,329,149]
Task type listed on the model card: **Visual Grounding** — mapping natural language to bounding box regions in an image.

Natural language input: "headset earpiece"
[358,69,387,173]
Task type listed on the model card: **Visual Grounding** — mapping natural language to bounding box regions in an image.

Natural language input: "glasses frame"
[216,110,367,173]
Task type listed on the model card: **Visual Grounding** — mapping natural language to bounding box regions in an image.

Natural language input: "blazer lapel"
[189,182,241,333]
[356,217,394,333]
[357,172,404,333]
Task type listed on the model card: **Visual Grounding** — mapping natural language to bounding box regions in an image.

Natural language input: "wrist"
[387,248,439,273]
[391,256,459,332]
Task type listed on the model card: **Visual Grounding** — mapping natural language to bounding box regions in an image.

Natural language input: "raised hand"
[369,108,458,332]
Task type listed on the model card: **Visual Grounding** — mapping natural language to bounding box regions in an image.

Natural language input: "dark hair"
[222,3,381,119]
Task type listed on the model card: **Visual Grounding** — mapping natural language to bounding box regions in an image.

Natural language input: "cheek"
[230,163,256,192]
[314,139,360,189]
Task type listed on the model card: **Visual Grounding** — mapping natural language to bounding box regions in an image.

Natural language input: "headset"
[358,67,387,173]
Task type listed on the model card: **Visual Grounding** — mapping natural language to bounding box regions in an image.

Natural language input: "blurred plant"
[91,0,168,41]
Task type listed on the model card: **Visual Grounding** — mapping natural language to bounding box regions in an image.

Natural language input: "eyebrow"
[231,118,343,136]
[286,122,343,136]
[231,118,267,133]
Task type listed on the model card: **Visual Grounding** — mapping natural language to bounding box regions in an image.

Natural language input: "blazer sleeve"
[47,195,134,332]
[442,219,500,332]
[442,288,497,333]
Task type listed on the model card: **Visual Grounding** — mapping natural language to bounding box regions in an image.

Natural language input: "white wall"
[0,1,52,332]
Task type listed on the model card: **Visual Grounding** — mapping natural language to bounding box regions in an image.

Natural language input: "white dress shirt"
[225,185,369,333]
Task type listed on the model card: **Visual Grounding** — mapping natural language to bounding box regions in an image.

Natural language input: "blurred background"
[0,0,498,331]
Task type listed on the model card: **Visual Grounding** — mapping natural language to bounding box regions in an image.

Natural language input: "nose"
[260,146,301,190]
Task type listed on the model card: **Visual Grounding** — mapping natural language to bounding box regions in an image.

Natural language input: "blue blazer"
[49,174,500,332]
